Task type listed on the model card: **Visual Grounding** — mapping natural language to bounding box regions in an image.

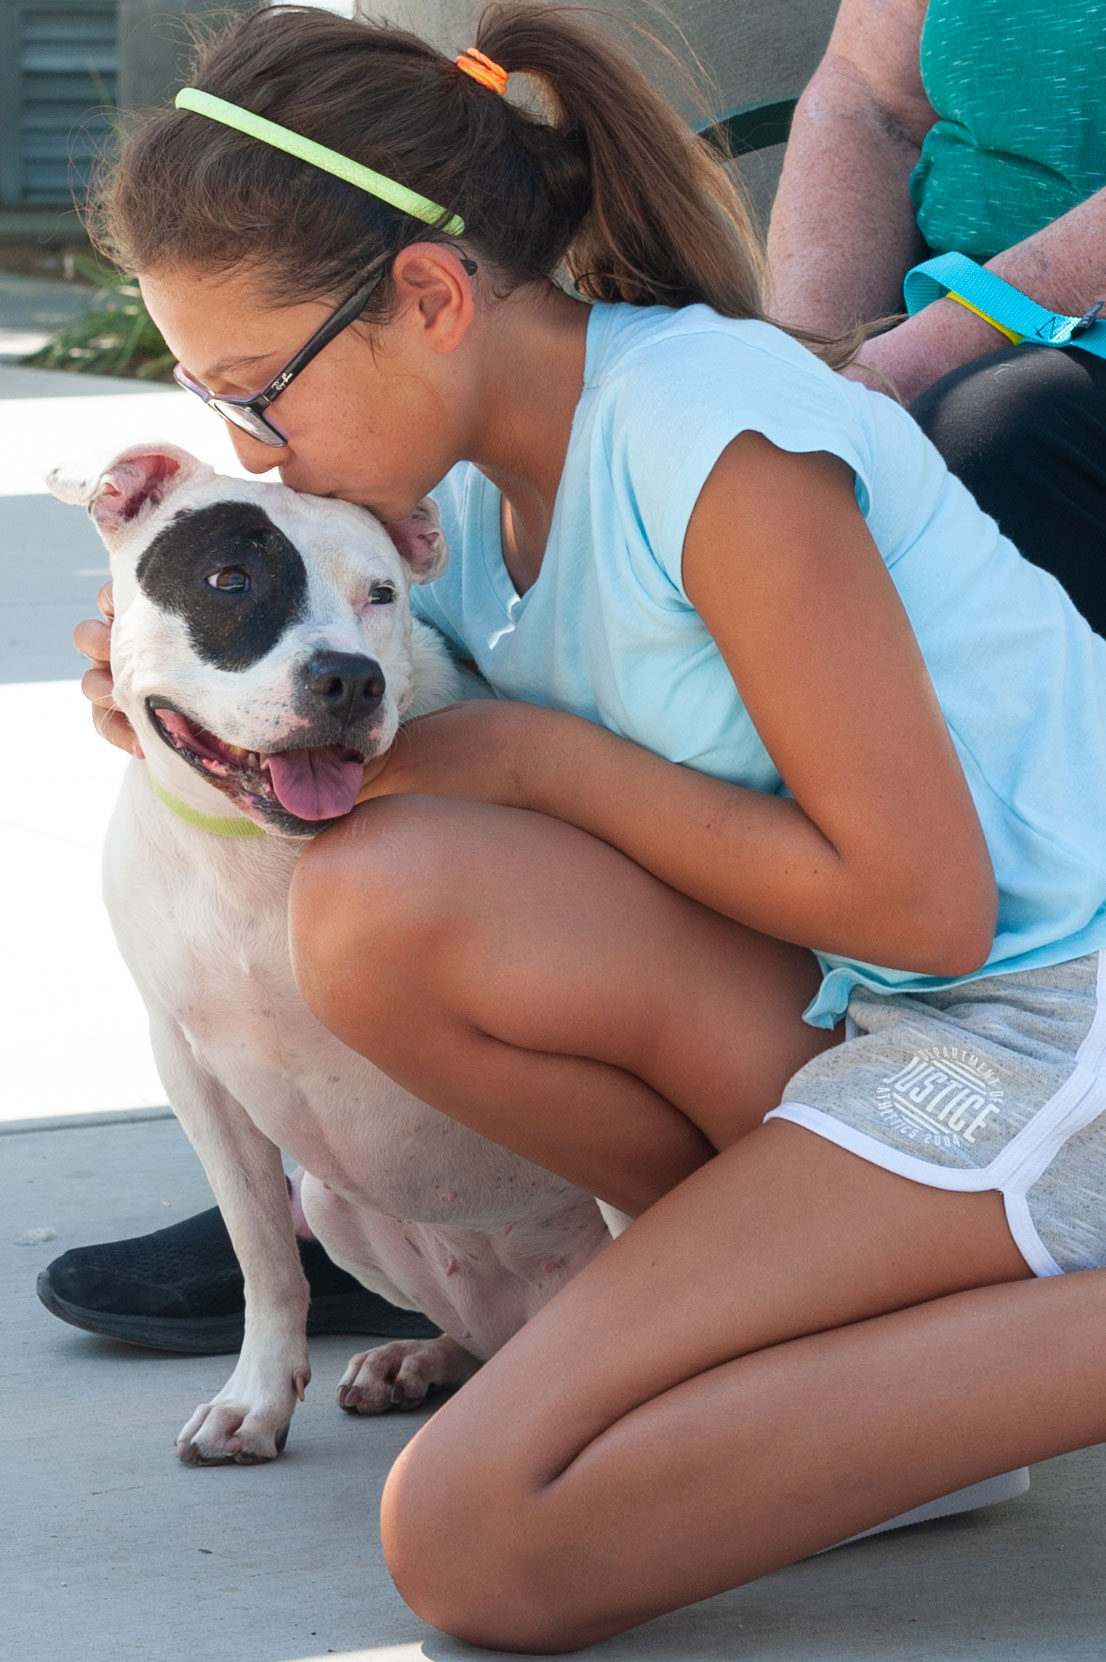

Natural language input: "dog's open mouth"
[148,701,366,824]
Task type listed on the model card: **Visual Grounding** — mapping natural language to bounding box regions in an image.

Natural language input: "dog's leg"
[295,1172,483,1412]
[150,1016,311,1465]
[337,1337,482,1414]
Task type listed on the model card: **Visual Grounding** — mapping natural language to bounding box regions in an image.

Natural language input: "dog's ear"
[384,498,448,583]
[46,443,214,544]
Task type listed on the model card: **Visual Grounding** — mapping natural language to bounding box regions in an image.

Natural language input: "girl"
[78,4,1106,1651]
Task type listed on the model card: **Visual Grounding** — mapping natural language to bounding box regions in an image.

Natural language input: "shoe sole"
[36,1272,439,1354]
[821,1468,1031,1552]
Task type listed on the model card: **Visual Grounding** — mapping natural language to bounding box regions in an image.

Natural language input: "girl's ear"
[385,498,448,582]
[391,243,476,355]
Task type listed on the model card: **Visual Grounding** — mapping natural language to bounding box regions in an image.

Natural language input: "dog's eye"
[206,567,251,593]
[369,583,395,605]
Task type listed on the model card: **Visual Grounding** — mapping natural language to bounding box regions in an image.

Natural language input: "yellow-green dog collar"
[151,775,267,838]
[174,88,465,237]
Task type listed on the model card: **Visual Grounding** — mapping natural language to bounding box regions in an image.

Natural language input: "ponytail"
[475,3,765,318]
[93,4,855,368]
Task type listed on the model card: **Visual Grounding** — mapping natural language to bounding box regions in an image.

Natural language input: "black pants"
[911,343,1106,636]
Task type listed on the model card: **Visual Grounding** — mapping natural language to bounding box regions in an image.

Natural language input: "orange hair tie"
[455,47,508,96]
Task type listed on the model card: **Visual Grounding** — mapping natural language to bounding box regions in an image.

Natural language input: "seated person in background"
[767,0,1106,633]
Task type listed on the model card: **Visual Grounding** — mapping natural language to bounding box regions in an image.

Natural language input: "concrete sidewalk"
[7,1111,1106,1662]
[3,299,1105,1662]
[1,354,251,1121]
[0,272,95,362]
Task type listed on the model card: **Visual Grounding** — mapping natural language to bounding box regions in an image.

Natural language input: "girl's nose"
[228,425,286,475]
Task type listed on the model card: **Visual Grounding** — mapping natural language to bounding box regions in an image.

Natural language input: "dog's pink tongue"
[265,747,364,820]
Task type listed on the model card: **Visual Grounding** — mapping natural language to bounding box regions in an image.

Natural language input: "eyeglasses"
[172,256,477,449]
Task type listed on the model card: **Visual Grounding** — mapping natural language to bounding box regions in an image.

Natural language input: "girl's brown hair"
[93,3,853,366]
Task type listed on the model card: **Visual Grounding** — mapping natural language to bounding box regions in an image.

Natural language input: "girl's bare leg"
[380,1125,1097,1653]
[290,797,1089,1652]
[290,794,838,1214]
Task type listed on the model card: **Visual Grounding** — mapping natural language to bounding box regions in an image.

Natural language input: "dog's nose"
[302,652,386,724]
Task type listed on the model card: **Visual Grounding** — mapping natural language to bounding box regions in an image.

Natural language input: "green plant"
[22,257,174,380]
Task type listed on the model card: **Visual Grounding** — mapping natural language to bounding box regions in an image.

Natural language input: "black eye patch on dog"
[136,502,309,671]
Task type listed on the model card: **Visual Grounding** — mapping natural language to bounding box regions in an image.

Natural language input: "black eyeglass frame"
[172,254,477,449]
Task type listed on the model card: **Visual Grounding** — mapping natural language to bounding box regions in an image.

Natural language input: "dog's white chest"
[107,781,328,1132]
[107,775,581,1230]
[177,943,304,1095]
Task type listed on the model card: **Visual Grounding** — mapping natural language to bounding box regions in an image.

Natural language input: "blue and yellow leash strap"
[904,252,1106,360]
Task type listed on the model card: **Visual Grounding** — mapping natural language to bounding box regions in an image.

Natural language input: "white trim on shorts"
[766,952,1106,1278]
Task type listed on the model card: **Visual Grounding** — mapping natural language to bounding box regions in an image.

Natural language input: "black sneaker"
[36,1202,439,1354]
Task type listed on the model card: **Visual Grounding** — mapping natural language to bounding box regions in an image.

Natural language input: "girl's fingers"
[99,707,143,758]
[81,662,113,708]
[80,663,142,758]
[76,582,139,755]
[73,615,112,666]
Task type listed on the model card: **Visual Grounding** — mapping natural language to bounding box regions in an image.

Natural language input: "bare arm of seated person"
[849,191,1106,403]
[767,0,1106,404]
[766,0,934,333]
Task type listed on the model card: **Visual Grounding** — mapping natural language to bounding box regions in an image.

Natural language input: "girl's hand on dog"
[74,581,144,758]
[358,699,556,810]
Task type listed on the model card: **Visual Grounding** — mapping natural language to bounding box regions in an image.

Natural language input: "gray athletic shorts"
[768,952,1106,1277]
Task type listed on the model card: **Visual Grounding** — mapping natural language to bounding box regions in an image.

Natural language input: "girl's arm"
[363,436,997,978]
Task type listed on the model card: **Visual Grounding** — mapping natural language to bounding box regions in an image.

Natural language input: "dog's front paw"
[176,1399,290,1465]
[337,1336,480,1414]
[176,1360,309,1465]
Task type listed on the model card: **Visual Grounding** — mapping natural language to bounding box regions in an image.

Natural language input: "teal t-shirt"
[415,301,1106,1027]
[911,0,1106,259]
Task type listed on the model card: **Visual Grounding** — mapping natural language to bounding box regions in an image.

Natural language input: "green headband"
[174,87,465,237]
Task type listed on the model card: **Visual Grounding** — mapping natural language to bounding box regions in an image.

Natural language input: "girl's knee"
[288,796,466,1032]
[382,1436,596,1654]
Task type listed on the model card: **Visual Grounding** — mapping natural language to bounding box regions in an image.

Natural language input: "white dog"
[49,442,614,1465]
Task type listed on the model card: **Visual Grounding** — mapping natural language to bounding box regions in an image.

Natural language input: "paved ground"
[0,354,248,1121]
[0,271,99,361]
[3,280,1105,1662]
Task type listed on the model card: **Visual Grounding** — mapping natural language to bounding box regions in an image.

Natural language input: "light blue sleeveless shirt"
[415,302,1106,1027]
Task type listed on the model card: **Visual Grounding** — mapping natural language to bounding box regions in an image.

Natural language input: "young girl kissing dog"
[76,3,1106,1651]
